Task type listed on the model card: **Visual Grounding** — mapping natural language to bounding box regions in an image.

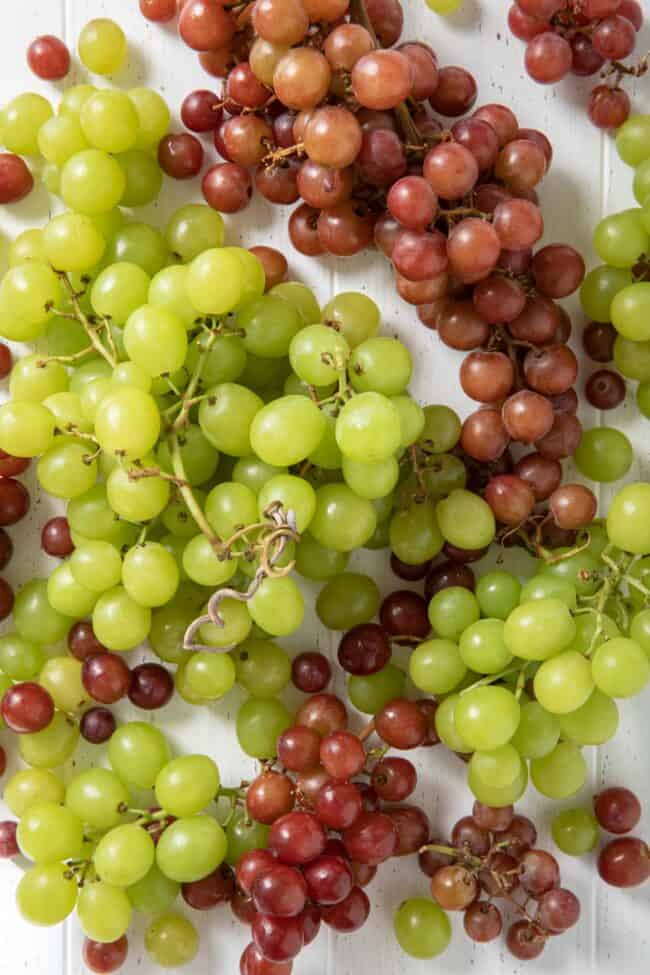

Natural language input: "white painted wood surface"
[0,1,648,972]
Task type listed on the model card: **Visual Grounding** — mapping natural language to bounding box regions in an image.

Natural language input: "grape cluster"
[406,801,580,961]
[508,0,645,129]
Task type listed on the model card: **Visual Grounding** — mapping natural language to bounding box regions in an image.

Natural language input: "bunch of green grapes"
[408,488,650,807]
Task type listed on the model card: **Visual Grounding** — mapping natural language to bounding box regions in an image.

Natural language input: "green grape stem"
[56,273,117,369]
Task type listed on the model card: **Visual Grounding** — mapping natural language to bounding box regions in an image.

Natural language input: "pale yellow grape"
[197,598,252,649]
[107,462,170,522]
[248,576,305,636]
[111,361,152,392]
[2,93,53,155]
[80,378,113,424]
[198,383,263,457]
[16,801,84,864]
[129,88,171,150]
[149,265,198,329]
[8,229,47,266]
[9,354,67,403]
[181,535,238,587]
[42,213,106,273]
[78,882,132,944]
[250,395,326,466]
[16,864,78,926]
[0,261,61,328]
[165,205,225,263]
[95,387,160,459]
[19,712,80,769]
[47,562,98,617]
[0,401,55,457]
[59,85,97,118]
[4,768,65,817]
[61,149,126,215]
[92,586,152,652]
[186,248,246,314]
[80,90,139,154]
[39,657,88,713]
[145,913,199,968]
[78,19,127,75]
[37,114,89,166]
[124,305,187,377]
[122,542,180,608]
[70,540,123,593]
[91,263,151,325]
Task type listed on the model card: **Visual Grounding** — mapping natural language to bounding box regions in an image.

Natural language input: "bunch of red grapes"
[508,0,645,129]
[418,801,580,961]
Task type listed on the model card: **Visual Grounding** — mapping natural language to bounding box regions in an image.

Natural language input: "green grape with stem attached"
[510,700,560,759]
[236,697,292,759]
[157,427,217,487]
[429,587,480,641]
[109,722,171,789]
[19,712,80,769]
[233,639,291,697]
[204,481,258,538]
[128,863,180,915]
[145,913,199,969]
[258,474,316,531]
[65,768,130,831]
[16,864,78,927]
[349,337,412,396]
[155,756,220,818]
[44,392,92,434]
[95,387,161,460]
[320,292,380,347]
[558,688,619,745]
[77,881,132,944]
[106,462,170,523]
[289,323,350,386]
[5,769,65,817]
[409,639,466,695]
[566,612,619,655]
[40,657,88,713]
[37,440,98,500]
[181,536,238,588]
[316,571,379,629]
[552,808,600,856]
[156,816,227,883]
[225,811,270,866]
[9,354,68,403]
[540,548,601,597]
[348,664,405,715]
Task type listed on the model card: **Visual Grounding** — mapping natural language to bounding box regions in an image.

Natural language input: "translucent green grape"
[5,768,65,817]
[65,768,129,830]
[77,881,132,944]
[436,489,495,549]
[78,18,127,75]
[40,657,88,713]
[541,548,601,598]
[0,634,44,680]
[145,913,198,969]
[47,562,97,617]
[19,712,80,768]
[475,570,522,620]
[17,801,84,863]
[258,474,316,531]
[238,295,303,359]
[109,722,171,789]
[186,248,246,315]
[204,481,258,538]
[165,205,224,263]
[129,88,171,150]
[9,229,48,266]
[348,664,405,715]
[390,500,443,565]
[92,586,151,651]
[342,455,399,500]
[393,898,451,960]
[181,536,238,588]
[469,744,522,789]
[271,281,321,325]
[607,482,650,554]
[149,265,197,329]
[2,93,53,155]
[61,149,126,215]
[183,652,236,701]
[629,608,650,656]
[391,394,425,447]
[289,323,350,385]
[349,337,412,396]
[16,864,78,927]
[106,462,170,523]
[336,392,401,463]
[117,149,163,206]
[591,636,650,697]
[94,823,155,887]
[295,533,349,580]
[250,395,326,467]
[454,686,521,751]
[616,114,650,166]
[467,756,528,807]
[14,579,69,645]
[122,542,180,607]
[225,810,269,866]
[580,265,633,322]
[558,688,619,745]
[248,576,304,637]
[503,598,576,660]
[37,439,98,500]
[320,292,380,347]
[128,863,179,915]
[309,483,377,552]
[409,638,466,695]
[530,741,587,799]
[236,697,292,758]
[316,571,379,629]
[533,651,595,714]
[44,392,91,433]
[124,305,187,378]
[155,756,220,818]
[429,587,480,641]
[233,638,291,697]
[198,597,252,649]
[91,262,151,325]
[104,223,169,276]
[199,382,263,457]
[510,700,560,759]
[156,816,227,883]
[593,211,649,269]
[10,355,68,404]
[157,426,217,487]
[552,808,600,856]
[458,618,513,674]
[70,541,122,593]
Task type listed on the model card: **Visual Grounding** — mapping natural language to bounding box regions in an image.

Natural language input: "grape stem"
[359,719,376,743]
[460,666,521,695]
[56,273,117,368]
[127,462,189,489]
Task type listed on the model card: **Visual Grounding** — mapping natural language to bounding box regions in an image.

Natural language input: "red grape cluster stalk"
[419,801,580,961]
[508,0,646,129]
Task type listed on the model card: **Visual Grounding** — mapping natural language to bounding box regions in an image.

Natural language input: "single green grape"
[236,697,292,759]
[289,323,350,386]
[91,262,151,325]
[61,149,126,215]
[165,205,224,263]
[503,598,576,661]
[183,652,236,701]
[542,547,601,597]
[593,211,649,269]
[155,756,220,818]
[336,391,402,463]
[204,481,258,538]
[128,863,179,915]
[348,664,405,715]
[316,572,379,629]
[614,335,650,380]
[475,570,522,620]
[14,579,69,645]
[19,712,80,769]
[533,650,595,714]
[574,426,633,482]
[454,685,521,751]
[552,808,600,856]
[580,265,632,322]
[145,913,199,969]
[616,114,650,166]
[258,474,317,531]
[4,768,65,817]
[558,688,619,745]
[469,744,522,789]
[149,265,198,329]
[44,391,91,434]
[94,824,155,887]
[390,500,443,565]
[65,768,129,830]
[393,898,451,959]
[248,576,305,637]
[198,597,252,648]
[70,541,122,593]
[0,633,44,680]
[225,810,269,866]
[238,294,303,359]
[309,484,377,552]
[10,354,68,404]
[157,425,218,487]
[122,542,180,608]
[109,722,171,789]
[2,93,53,155]
[43,213,105,274]
[92,586,151,651]
[521,574,577,610]
[349,337,412,396]
[150,603,194,665]
[436,489,496,549]
[38,439,98,500]
[129,88,171,150]
[607,481,650,554]
[467,757,528,807]
[107,463,170,523]
[510,700,560,759]
[182,536,238,588]
[77,881,132,944]
[629,608,650,656]
[104,223,169,276]
[155,816,227,883]
[232,455,285,495]
[9,228,48,266]
[429,587,480,641]
[17,801,84,864]
[233,638,291,697]
[458,618,513,674]
[46,561,97,617]
[124,305,187,378]
[0,402,56,457]
[39,656,88,713]
[186,248,246,315]
[117,149,163,206]
[271,281,321,325]
[199,382,263,457]
[591,636,650,697]
[320,292,380,347]
[409,638,466,695]
[295,533,349,581]
[530,741,587,799]
[78,18,127,75]
[250,395,326,467]
[419,404,461,453]
[16,863,78,927]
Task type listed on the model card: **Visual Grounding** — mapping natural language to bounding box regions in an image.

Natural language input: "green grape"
[616,114,650,166]
[320,292,380,347]
[475,570,521,619]
[181,536,237,587]
[186,248,246,314]
[145,913,198,969]
[295,533,349,580]
[239,353,290,394]
[348,664,405,715]
[65,768,129,830]
[116,149,163,206]
[42,213,105,273]
[124,305,187,378]
[224,248,265,309]
[642,195,650,234]
[61,149,126,215]
[458,618,513,674]
[467,756,528,807]
[391,394,425,447]
[78,881,132,944]
[575,426,633,484]
[236,697,292,758]
[558,688,619,745]
[336,392,402,464]
[2,92,52,155]
[349,337,412,395]
[614,334,650,381]
[258,474,316,531]
[531,741,587,799]
[552,808,600,856]
[309,483,376,552]
[13,579,69,645]
[104,223,169,276]
[9,355,68,404]
[128,863,179,915]
[59,84,97,117]
[111,362,152,394]
[308,407,342,469]
[272,281,321,325]
[70,541,122,593]
[80,376,112,423]
[409,638,466,695]
[187,333,247,388]
[607,482,650,554]
[96,388,161,463]
[204,481,258,538]
[504,598,576,661]
[429,587,480,641]
[159,427,217,488]
[78,18,127,75]
[199,382,263,456]
[156,815,227,883]
[436,489,495,549]
[129,88,171,150]
[233,638,291,697]
[419,404,461,453]
[580,264,633,322]
[248,576,304,637]
[16,863,78,927]
[408,454,466,501]
[394,898,451,960]
[9,228,47,266]
[165,205,224,263]
[611,281,650,341]
[17,801,84,864]
[93,586,151,651]
[510,700,560,759]
[455,686,521,750]
[69,357,113,395]
[426,0,463,11]
[37,114,88,165]
[46,562,97,617]
[198,597,252,648]
[40,657,88,713]
[44,391,91,433]
[533,650,595,714]
[633,157,650,204]
[155,756,220,818]
[225,810,269,866]
[106,463,170,523]
[592,636,650,697]
[4,768,64,817]
[520,574,577,609]
[567,614,619,657]
[0,634,44,680]
[342,455,399,500]
[542,548,601,597]
[1,261,61,329]
[122,542,180,608]
[109,722,170,789]
[469,744,522,788]
[150,603,193,664]
[184,652,236,701]
[37,439,98,500]
[175,658,209,705]
[250,395,326,466]
[94,824,155,887]
[161,492,204,538]
[289,323,350,385]
[91,208,125,242]
[593,211,649,269]
[238,295,303,359]
[630,608,650,656]
[19,712,80,768]
[316,571,379,629]
[91,262,151,325]
[232,456,286,495]
[148,266,197,329]
[389,500,442,564]
[68,484,117,539]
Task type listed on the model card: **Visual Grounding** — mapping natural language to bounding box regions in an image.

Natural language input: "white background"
[0,0,649,972]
